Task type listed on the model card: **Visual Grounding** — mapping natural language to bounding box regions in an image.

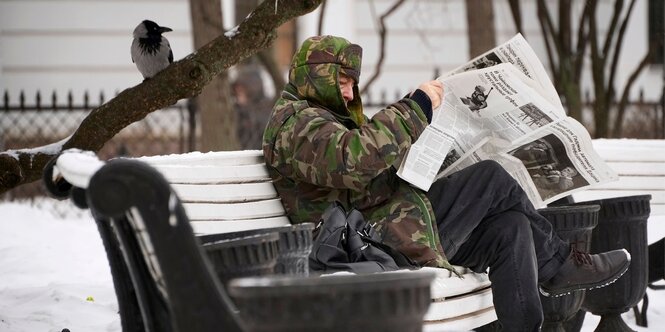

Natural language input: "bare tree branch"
[559,0,572,58]
[573,2,592,78]
[613,42,656,137]
[602,0,625,57]
[317,0,327,35]
[587,0,611,135]
[537,0,562,58]
[588,0,602,74]
[606,0,637,106]
[507,0,523,33]
[360,0,406,96]
[0,0,322,196]
[535,1,557,79]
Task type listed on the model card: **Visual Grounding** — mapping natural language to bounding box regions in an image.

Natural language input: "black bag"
[309,201,419,274]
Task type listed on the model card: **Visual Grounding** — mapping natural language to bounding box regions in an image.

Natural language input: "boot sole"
[539,249,632,298]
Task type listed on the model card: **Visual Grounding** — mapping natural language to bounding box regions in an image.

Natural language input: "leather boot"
[539,247,631,297]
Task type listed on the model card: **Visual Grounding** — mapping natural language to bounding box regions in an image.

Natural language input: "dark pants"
[427,160,570,331]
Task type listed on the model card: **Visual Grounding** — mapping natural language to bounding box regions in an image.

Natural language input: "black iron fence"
[1,90,195,200]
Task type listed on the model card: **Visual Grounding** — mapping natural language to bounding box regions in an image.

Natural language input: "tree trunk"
[190,0,238,151]
[465,0,496,58]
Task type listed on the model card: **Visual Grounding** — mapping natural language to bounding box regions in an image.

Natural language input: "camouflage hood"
[285,35,365,127]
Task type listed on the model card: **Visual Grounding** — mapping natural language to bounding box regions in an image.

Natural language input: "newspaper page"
[397,63,566,191]
[439,118,618,207]
[396,33,617,208]
[445,33,563,111]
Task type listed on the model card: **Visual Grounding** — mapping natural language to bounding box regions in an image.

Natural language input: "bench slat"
[605,161,665,176]
[597,151,665,162]
[573,190,665,204]
[190,216,291,235]
[183,198,286,220]
[173,182,278,203]
[424,267,492,299]
[423,307,497,332]
[589,176,665,191]
[137,150,263,166]
[154,164,270,184]
[593,139,665,162]
[425,287,493,321]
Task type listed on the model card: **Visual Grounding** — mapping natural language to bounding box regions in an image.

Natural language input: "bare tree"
[0,0,322,196]
[190,0,237,151]
[465,0,496,58]
[509,0,656,138]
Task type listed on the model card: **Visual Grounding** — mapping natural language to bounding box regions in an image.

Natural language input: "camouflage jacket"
[262,36,451,269]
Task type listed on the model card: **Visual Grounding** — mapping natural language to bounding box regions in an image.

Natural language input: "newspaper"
[396,33,618,208]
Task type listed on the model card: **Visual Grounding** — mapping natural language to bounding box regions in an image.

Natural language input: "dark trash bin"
[201,232,280,288]
[578,195,651,332]
[228,270,435,332]
[538,204,600,332]
[198,223,314,275]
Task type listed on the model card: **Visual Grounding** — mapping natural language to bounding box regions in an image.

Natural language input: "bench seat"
[139,150,499,330]
[55,149,498,331]
[53,139,664,331]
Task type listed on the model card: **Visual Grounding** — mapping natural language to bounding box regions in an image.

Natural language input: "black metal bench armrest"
[84,159,242,332]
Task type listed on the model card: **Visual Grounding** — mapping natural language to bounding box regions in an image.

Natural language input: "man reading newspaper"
[263,35,630,331]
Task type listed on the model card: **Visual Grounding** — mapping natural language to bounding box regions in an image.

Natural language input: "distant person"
[232,67,273,149]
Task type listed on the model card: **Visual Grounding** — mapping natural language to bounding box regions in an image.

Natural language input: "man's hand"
[417,80,443,110]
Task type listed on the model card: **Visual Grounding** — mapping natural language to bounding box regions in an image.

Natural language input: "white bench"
[53,139,662,331]
[55,149,497,331]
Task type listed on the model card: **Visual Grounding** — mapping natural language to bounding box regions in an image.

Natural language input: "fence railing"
[1,90,195,200]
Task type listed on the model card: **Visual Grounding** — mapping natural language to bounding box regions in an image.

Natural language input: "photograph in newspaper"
[508,135,590,202]
[458,52,503,72]
[459,84,493,113]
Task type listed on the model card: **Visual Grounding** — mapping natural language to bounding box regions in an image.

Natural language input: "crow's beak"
[159,26,173,33]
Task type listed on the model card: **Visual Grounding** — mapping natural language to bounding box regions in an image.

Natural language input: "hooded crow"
[131,20,173,80]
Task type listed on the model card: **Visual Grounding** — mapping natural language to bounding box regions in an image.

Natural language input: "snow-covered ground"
[0,199,663,332]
